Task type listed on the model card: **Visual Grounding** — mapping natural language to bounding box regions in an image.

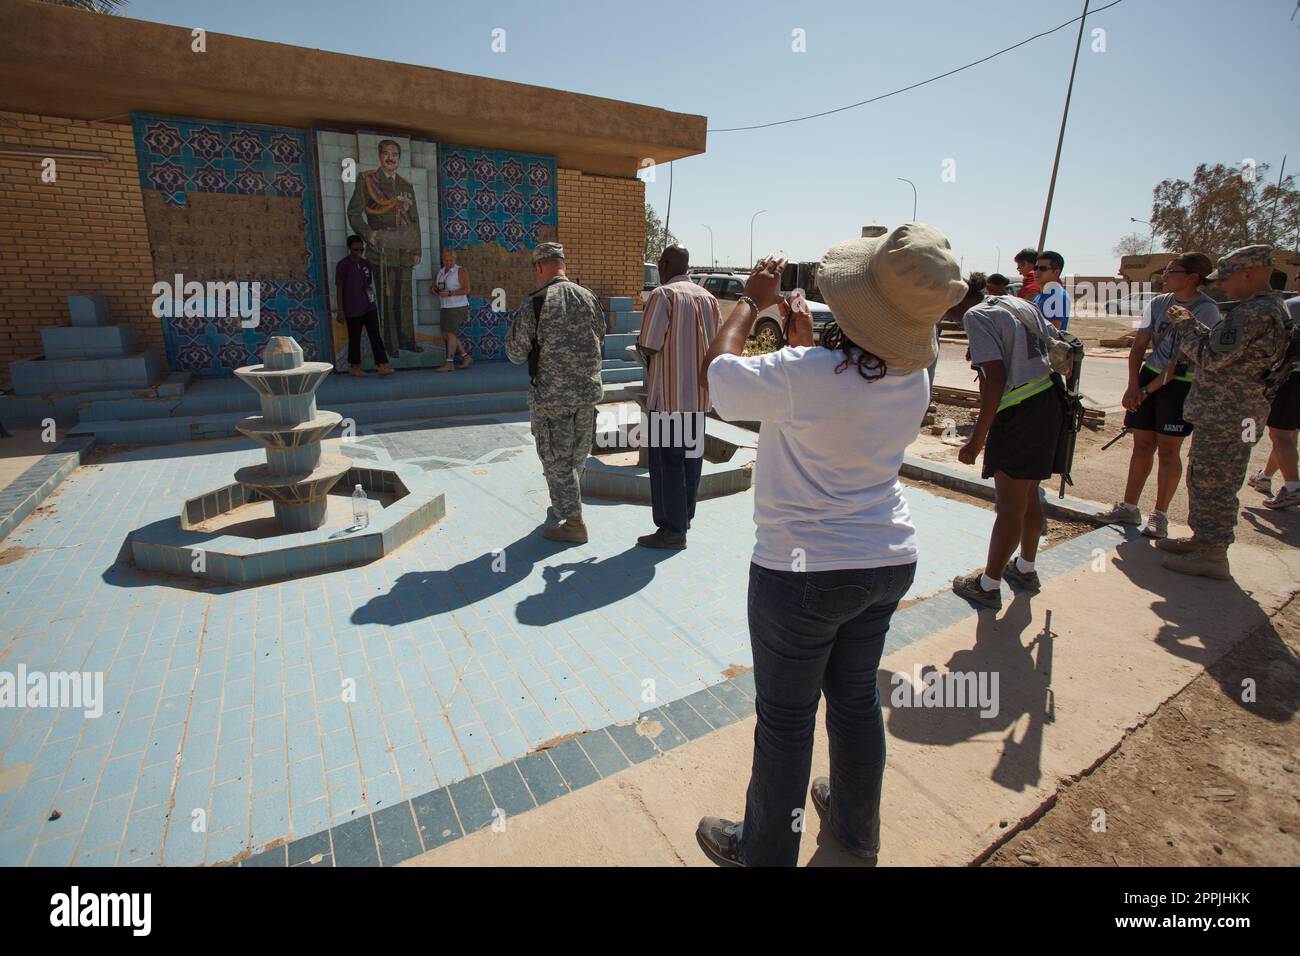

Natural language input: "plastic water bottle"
[352,484,368,529]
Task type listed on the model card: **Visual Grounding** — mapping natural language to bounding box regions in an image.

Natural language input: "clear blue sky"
[124,0,1299,275]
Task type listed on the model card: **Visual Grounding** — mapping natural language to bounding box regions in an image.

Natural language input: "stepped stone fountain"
[232,336,350,532]
[124,334,445,584]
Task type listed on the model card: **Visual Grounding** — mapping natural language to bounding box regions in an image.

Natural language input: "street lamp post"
[1130,217,1154,253]
[995,245,1001,274]
[700,224,715,269]
[749,209,766,268]
[896,178,917,222]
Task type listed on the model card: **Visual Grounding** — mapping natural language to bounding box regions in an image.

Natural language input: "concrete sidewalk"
[402,528,1300,866]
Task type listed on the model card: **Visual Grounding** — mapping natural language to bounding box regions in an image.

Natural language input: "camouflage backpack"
[1262,295,1300,401]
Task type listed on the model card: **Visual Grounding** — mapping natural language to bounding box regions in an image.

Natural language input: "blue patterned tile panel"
[438,145,558,363]
[131,114,332,376]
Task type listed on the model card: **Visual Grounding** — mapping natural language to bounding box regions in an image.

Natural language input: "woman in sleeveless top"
[434,248,473,371]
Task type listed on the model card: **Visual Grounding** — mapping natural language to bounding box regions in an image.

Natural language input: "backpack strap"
[526,277,569,384]
[987,294,1059,349]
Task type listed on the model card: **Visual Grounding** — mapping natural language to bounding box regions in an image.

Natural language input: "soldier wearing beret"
[1156,244,1291,579]
[505,243,606,543]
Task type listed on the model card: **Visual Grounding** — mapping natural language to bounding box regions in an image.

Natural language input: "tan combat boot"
[1162,544,1230,580]
[543,518,588,544]
[1154,535,1200,555]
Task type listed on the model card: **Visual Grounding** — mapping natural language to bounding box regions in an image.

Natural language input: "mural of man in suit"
[347,138,421,354]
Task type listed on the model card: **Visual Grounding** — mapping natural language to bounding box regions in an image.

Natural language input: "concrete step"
[69,387,531,445]
[600,381,644,404]
[0,371,192,427]
[77,363,530,423]
[603,334,638,360]
[10,351,161,396]
[600,365,643,385]
[606,311,642,334]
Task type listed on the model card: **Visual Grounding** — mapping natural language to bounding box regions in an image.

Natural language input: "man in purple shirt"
[335,234,394,377]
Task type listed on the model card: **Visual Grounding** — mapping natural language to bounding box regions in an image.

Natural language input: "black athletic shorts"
[1267,370,1300,431]
[1124,364,1193,437]
[982,384,1065,481]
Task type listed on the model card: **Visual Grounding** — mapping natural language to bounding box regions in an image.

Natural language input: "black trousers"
[648,441,704,535]
[346,308,388,366]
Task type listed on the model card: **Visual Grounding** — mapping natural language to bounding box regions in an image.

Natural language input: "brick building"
[0,0,704,377]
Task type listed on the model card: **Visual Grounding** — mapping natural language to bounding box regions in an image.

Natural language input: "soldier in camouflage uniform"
[505,243,606,544]
[1156,244,1291,579]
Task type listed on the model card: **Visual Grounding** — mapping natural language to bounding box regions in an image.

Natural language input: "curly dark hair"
[821,323,888,381]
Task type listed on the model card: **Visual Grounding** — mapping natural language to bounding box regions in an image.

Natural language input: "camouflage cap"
[531,242,565,264]
[1207,244,1274,281]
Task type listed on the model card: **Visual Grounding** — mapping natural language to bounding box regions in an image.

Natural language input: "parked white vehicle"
[639,262,660,308]
[1105,291,1159,316]
[691,273,835,350]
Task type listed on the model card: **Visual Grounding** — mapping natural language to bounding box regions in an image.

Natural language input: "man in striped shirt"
[635,245,722,549]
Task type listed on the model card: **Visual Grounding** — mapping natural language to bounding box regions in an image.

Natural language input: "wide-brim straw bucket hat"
[817,222,967,372]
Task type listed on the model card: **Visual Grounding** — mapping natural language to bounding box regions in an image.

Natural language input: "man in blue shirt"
[1033,250,1070,331]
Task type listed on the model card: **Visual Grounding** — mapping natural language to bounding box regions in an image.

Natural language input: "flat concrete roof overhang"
[0,0,706,177]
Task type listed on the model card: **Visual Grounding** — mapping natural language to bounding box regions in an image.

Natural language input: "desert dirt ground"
[982,594,1300,867]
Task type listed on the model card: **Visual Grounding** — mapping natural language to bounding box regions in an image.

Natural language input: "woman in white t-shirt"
[694,224,967,867]
[433,248,473,371]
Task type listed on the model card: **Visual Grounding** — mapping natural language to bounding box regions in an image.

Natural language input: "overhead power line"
[708,0,1125,133]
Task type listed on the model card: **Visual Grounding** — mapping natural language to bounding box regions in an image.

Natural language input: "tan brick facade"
[557,168,644,302]
[0,111,161,374]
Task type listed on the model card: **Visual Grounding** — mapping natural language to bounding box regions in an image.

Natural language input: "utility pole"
[1131,217,1154,253]
[1269,155,1287,239]
[749,210,766,268]
[897,178,917,222]
[700,224,715,269]
[1037,0,1091,253]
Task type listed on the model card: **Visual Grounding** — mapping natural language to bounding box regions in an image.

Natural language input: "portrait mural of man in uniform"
[347,137,422,354]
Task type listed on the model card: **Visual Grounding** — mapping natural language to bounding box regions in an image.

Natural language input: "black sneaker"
[810,777,878,861]
[1002,560,1041,592]
[952,571,1002,610]
[696,817,745,867]
[636,529,686,550]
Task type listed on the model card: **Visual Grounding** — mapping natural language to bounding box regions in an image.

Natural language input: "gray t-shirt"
[963,298,1055,394]
[1137,291,1221,374]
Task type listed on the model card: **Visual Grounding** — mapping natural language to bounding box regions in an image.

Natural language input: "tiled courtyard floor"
[1,413,1004,866]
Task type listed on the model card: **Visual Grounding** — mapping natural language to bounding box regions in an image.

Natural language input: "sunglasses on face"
[1033,265,1055,272]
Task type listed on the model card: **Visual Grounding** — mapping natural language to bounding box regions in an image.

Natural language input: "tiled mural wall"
[130,113,331,375]
[438,146,559,362]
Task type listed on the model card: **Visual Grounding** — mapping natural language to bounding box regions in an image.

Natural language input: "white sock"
[1015,556,1035,573]
[980,572,1001,592]
[1122,501,1137,510]
[1150,510,1166,518]
[1285,481,1300,493]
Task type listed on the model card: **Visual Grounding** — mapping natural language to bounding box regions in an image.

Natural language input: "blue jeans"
[738,560,916,866]
[647,416,705,535]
